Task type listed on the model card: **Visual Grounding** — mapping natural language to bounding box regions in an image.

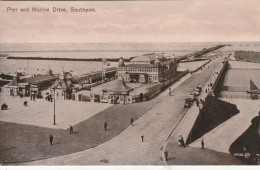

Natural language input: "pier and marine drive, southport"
[0,43,259,165]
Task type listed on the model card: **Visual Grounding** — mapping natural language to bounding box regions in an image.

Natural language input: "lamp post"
[102,58,104,89]
[53,87,56,125]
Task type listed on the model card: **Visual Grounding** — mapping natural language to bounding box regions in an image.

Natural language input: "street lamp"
[53,87,56,125]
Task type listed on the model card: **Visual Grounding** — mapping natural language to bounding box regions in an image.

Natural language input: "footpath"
[190,98,260,153]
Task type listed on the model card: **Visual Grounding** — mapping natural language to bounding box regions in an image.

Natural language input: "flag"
[102,58,110,66]
[250,79,259,92]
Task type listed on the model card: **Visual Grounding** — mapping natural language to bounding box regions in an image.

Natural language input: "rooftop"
[24,74,57,84]
[130,53,164,64]
[121,64,156,68]
[103,77,133,94]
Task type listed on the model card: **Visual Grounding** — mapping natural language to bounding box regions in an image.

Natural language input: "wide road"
[19,57,223,165]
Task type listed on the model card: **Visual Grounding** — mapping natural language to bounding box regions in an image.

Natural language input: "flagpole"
[54,87,56,125]
[102,58,104,89]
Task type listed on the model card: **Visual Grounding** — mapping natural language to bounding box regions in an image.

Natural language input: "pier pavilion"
[102,76,133,104]
[117,53,178,84]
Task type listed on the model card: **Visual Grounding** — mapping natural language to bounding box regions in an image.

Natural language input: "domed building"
[117,53,177,83]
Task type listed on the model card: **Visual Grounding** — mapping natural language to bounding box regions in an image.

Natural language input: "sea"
[0,42,260,77]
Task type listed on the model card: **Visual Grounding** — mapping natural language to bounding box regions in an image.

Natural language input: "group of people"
[30,94,36,101]
[111,96,119,104]
[1,103,8,110]
[45,94,53,102]
[178,135,204,149]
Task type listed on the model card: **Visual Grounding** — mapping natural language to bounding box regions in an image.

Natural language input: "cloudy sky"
[0,0,259,43]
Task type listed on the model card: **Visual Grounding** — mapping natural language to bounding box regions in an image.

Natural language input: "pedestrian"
[141,134,144,142]
[164,151,168,161]
[181,137,185,148]
[196,101,199,107]
[169,88,171,96]
[179,135,185,147]
[49,135,53,145]
[24,100,27,107]
[201,138,204,149]
[104,122,107,131]
[131,117,134,126]
[69,125,73,134]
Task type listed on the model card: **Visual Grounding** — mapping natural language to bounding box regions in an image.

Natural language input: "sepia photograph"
[0,0,259,167]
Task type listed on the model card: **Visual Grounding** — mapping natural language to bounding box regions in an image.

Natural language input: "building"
[26,74,57,97]
[117,53,178,84]
[4,71,57,97]
[4,74,20,96]
[51,72,74,100]
[102,76,134,104]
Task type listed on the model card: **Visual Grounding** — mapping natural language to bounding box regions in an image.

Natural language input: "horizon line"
[0,40,260,44]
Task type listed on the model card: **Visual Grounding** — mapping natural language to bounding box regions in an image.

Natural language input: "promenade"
[189,98,260,153]
[164,52,246,165]
[14,55,232,165]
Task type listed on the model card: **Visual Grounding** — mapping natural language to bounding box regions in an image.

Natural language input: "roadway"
[18,56,223,165]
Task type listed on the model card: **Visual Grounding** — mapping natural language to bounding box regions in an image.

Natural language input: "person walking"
[69,125,73,134]
[196,100,199,107]
[49,135,53,145]
[181,137,185,148]
[201,138,204,149]
[131,117,134,126]
[179,135,185,147]
[164,151,168,161]
[169,88,171,96]
[141,134,144,142]
[104,122,107,131]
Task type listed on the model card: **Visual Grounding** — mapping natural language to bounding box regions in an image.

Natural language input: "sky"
[0,0,260,43]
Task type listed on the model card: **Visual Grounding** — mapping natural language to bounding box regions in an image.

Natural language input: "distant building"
[4,71,57,97]
[4,74,20,96]
[26,74,57,97]
[51,72,74,100]
[117,53,178,83]
[102,76,134,104]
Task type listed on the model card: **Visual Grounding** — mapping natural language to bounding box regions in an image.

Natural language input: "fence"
[218,93,258,100]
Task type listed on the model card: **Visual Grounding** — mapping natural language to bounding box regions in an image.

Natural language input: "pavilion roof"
[103,77,133,94]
